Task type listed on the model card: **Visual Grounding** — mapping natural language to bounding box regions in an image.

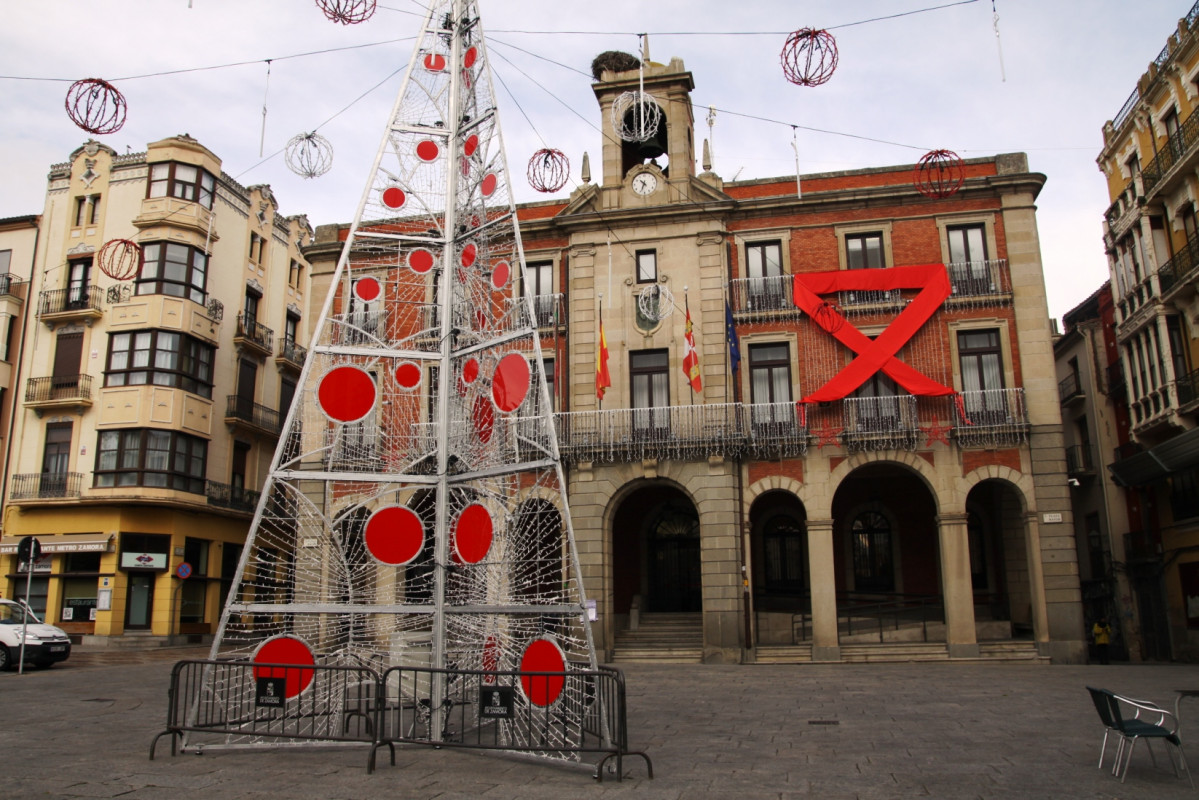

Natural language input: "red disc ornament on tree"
[96,239,143,281]
[780,29,838,87]
[914,149,965,199]
[527,149,569,193]
[65,78,127,135]
[315,0,376,25]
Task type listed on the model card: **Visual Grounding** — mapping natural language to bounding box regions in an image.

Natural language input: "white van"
[0,598,72,670]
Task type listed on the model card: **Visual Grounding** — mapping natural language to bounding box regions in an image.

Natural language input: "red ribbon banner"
[792,264,954,403]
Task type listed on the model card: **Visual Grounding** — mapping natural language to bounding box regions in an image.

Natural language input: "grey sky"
[0,1,1189,322]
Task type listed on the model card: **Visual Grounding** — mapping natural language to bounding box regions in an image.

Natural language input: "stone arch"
[607,477,702,615]
[820,449,942,520]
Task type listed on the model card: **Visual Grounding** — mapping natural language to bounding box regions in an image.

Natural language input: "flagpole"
[685,288,694,405]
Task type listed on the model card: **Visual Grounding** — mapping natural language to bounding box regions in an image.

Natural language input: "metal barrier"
[150,659,391,773]
[150,659,651,781]
[375,663,651,781]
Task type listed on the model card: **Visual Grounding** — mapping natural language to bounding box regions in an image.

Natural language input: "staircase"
[754,640,1050,664]
[610,613,703,663]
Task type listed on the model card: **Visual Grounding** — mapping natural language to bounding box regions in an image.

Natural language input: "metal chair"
[1085,686,1123,772]
[1089,686,1194,787]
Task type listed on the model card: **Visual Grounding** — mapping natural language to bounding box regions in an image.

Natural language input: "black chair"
[1086,686,1123,772]
[1089,686,1194,787]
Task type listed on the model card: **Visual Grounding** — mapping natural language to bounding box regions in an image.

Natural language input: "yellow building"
[0,136,312,647]
[1099,3,1199,660]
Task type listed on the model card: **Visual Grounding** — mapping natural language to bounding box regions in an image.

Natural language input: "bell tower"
[591,44,697,208]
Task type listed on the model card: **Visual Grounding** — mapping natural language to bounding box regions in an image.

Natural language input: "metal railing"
[791,592,944,643]
[0,273,26,300]
[946,259,1009,298]
[1157,230,1199,295]
[530,293,565,329]
[25,374,92,404]
[1177,367,1199,408]
[1065,444,1095,475]
[235,314,274,351]
[952,388,1028,447]
[278,338,307,370]
[556,402,745,463]
[11,471,83,500]
[205,480,261,513]
[1112,88,1140,134]
[225,395,282,435]
[38,285,103,316]
[1143,106,1199,194]
[728,275,801,320]
[1057,372,1082,403]
[838,288,903,309]
[841,394,919,451]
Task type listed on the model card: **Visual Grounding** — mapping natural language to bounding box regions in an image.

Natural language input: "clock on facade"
[631,171,658,195]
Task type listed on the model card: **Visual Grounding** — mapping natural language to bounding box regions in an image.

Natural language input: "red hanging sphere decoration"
[97,239,144,281]
[64,78,127,135]
[780,29,838,87]
[527,149,569,193]
[914,149,965,199]
[315,0,376,24]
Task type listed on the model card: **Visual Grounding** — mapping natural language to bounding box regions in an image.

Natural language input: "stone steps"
[611,613,703,663]
[753,640,1049,665]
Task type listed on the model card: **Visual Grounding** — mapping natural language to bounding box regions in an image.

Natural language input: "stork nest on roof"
[591,51,641,81]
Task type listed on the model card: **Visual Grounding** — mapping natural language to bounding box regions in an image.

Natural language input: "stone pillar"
[1024,512,1052,648]
[806,518,840,661]
[938,513,979,659]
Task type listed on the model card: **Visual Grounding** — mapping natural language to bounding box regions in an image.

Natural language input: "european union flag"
[725,301,740,374]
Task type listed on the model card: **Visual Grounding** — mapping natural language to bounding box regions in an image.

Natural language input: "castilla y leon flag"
[682,307,702,393]
[596,320,611,399]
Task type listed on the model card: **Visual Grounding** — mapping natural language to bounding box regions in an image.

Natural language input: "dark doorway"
[124,573,155,630]
[612,484,701,614]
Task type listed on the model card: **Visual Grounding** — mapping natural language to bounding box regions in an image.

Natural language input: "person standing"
[1092,617,1113,665]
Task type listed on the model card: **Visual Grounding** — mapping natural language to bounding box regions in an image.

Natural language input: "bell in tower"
[622,104,670,177]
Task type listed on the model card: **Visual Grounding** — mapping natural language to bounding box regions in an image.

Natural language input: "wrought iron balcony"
[1111,87,1139,135]
[11,471,83,500]
[952,388,1028,447]
[1058,372,1083,404]
[841,394,920,451]
[0,273,26,301]
[277,338,307,372]
[838,288,903,310]
[530,293,565,329]
[206,480,260,513]
[947,260,1010,301]
[744,401,808,458]
[1177,367,1199,411]
[1143,106,1199,196]
[728,275,803,321]
[1065,444,1096,475]
[25,374,93,407]
[555,402,745,463]
[37,285,103,319]
[234,313,274,355]
[225,395,282,436]
[1157,231,1199,298]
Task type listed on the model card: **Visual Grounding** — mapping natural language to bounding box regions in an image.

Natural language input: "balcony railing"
[728,275,802,321]
[947,260,1009,300]
[0,273,27,301]
[38,285,103,317]
[225,395,282,435]
[744,401,809,458]
[206,480,260,513]
[1117,275,1154,322]
[530,293,565,329]
[1157,230,1199,296]
[952,388,1028,447]
[838,288,903,309]
[1112,87,1139,134]
[235,313,274,352]
[11,472,83,500]
[1130,383,1175,430]
[1177,367,1199,409]
[277,338,307,370]
[1143,105,1199,195]
[556,402,745,463]
[25,374,92,404]
[1065,444,1096,475]
[1057,372,1082,404]
[841,395,920,451]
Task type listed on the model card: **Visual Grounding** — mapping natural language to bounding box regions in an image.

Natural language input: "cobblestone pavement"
[3,654,1199,799]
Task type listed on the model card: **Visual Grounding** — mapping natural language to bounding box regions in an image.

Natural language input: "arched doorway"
[612,483,701,614]
[830,463,942,640]
[750,490,807,610]
[965,479,1028,635]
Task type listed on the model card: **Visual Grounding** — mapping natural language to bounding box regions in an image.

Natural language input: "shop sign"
[17,554,51,574]
[479,686,514,719]
[120,551,167,570]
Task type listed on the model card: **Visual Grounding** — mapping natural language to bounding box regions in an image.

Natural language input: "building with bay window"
[305,50,1085,663]
[1096,2,1199,662]
[0,135,312,646]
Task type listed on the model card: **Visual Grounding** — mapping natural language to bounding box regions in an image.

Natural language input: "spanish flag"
[596,320,611,400]
[682,307,702,393]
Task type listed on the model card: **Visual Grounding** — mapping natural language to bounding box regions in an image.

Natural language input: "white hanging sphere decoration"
[611,90,662,143]
[285,132,334,179]
[637,283,674,321]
